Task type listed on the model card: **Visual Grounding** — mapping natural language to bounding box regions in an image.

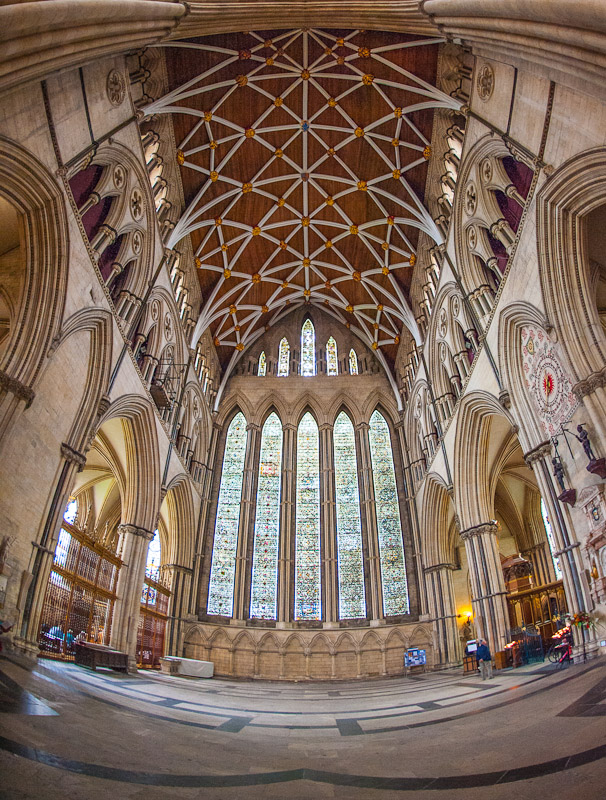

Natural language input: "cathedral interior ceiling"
[145,28,462,375]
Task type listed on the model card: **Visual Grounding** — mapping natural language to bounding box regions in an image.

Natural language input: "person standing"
[476,638,493,680]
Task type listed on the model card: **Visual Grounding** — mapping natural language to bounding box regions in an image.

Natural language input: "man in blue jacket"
[476,638,493,680]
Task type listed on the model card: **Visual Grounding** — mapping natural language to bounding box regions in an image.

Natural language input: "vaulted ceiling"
[147,28,461,375]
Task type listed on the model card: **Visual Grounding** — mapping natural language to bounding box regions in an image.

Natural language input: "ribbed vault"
[145,28,461,378]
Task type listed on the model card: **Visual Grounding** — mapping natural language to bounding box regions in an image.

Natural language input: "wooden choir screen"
[507,580,567,644]
[137,574,170,668]
[38,521,122,660]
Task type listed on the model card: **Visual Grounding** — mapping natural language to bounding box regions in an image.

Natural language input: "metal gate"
[38,521,122,660]
[136,573,170,668]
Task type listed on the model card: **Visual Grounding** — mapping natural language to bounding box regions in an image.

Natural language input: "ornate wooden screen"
[38,521,122,661]
[136,574,170,668]
[507,579,567,644]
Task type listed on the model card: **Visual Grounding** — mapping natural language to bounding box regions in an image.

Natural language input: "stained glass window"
[369,410,409,615]
[250,413,282,619]
[146,530,161,578]
[258,351,267,377]
[349,349,358,375]
[63,499,77,524]
[334,412,366,618]
[295,412,321,619]
[207,411,247,616]
[540,498,562,580]
[278,338,290,376]
[301,319,316,376]
[142,529,161,604]
[326,337,338,376]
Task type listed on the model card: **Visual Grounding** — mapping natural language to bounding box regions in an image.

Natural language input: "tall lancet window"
[326,336,338,375]
[301,319,316,375]
[277,337,290,376]
[258,351,266,376]
[349,349,358,375]
[369,410,409,615]
[207,412,247,616]
[250,413,283,619]
[334,412,366,618]
[295,412,321,619]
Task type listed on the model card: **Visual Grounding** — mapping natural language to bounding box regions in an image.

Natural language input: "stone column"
[355,422,383,621]
[522,542,554,587]
[188,421,220,617]
[232,422,261,621]
[12,441,85,662]
[319,422,338,622]
[424,562,460,666]
[163,563,193,657]
[460,522,509,651]
[277,423,297,623]
[395,417,428,617]
[524,442,588,614]
[112,523,155,671]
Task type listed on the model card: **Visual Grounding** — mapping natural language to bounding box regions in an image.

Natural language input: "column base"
[3,636,39,669]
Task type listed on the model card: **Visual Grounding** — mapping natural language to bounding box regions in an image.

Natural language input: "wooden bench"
[74,642,129,673]
[160,656,214,678]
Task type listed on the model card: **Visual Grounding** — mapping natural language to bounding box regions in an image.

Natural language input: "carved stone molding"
[117,523,155,541]
[106,69,126,107]
[523,440,552,467]
[60,442,86,470]
[0,370,35,407]
[460,521,498,541]
[424,562,456,574]
[573,366,606,400]
[476,62,494,102]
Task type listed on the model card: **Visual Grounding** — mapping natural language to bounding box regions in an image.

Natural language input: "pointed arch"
[326,336,338,376]
[207,409,247,616]
[349,348,359,375]
[301,318,316,376]
[295,410,321,620]
[277,336,290,376]
[334,410,366,619]
[250,410,283,620]
[369,408,409,616]
[258,350,266,376]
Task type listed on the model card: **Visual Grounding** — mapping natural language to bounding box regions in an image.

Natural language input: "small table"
[74,642,129,672]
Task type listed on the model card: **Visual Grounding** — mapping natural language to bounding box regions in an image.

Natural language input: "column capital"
[573,366,606,400]
[283,422,297,432]
[162,563,193,574]
[60,442,87,470]
[355,421,370,432]
[460,521,498,541]
[0,369,35,407]
[424,562,456,574]
[524,440,552,467]
[117,523,155,541]
[318,422,333,433]
[246,422,261,433]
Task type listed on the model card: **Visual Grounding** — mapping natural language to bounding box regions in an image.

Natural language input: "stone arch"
[283,633,306,678]
[453,390,517,530]
[71,140,157,303]
[454,134,532,314]
[359,630,383,677]
[257,632,282,679]
[385,627,407,675]
[97,394,161,531]
[498,301,554,451]
[47,307,113,454]
[420,473,456,567]
[0,135,69,439]
[537,147,606,383]
[162,474,197,567]
[232,630,256,677]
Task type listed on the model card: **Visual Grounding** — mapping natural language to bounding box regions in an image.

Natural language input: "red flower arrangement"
[567,611,595,631]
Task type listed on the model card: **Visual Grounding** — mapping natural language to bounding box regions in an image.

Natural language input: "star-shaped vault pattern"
[145,28,461,380]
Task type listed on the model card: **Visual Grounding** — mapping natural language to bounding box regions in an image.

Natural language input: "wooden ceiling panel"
[152,28,459,373]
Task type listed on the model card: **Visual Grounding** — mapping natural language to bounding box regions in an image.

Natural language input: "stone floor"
[1,655,605,799]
